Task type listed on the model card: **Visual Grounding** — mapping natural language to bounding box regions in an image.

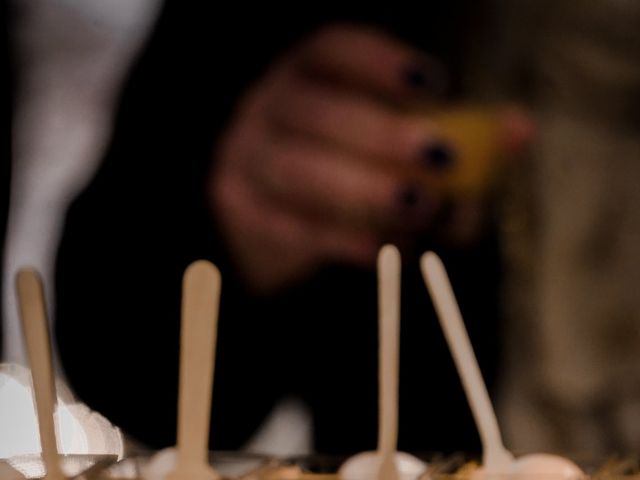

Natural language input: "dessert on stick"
[339,245,426,480]
[420,252,583,479]
[12,269,120,479]
[145,260,222,480]
[141,261,283,480]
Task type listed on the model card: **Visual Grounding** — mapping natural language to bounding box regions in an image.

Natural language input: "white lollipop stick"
[339,246,426,480]
[420,252,513,472]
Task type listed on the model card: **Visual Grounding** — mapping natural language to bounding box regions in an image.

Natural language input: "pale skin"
[208,24,531,293]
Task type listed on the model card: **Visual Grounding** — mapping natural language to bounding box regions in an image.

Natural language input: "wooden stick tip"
[184,260,221,281]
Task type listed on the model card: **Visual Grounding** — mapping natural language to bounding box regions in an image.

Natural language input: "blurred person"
[48,3,526,455]
[471,0,640,456]
[1,0,10,358]
[3,0,161,366]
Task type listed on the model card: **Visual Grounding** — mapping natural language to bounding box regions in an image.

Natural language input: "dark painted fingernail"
[403,62,447,95]
[421,142,456,170]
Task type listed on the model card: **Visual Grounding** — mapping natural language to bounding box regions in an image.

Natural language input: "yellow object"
[411,106,505,196]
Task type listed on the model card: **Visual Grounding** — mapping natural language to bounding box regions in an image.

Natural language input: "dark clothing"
[54,3,501,455]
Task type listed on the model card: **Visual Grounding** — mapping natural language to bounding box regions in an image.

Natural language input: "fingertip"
[420,141,457,171]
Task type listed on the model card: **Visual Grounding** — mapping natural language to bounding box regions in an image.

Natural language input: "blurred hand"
[208,24,527,293]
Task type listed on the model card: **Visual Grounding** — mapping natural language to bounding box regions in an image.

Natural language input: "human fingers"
[269,77,453,173]
[296,24,447,101]
[253,136,441,231]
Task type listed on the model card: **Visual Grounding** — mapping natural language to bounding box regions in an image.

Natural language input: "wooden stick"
[420,252,513,471]
[167,260,221,480]
[377,245,400,480]
[16,268,66,480]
